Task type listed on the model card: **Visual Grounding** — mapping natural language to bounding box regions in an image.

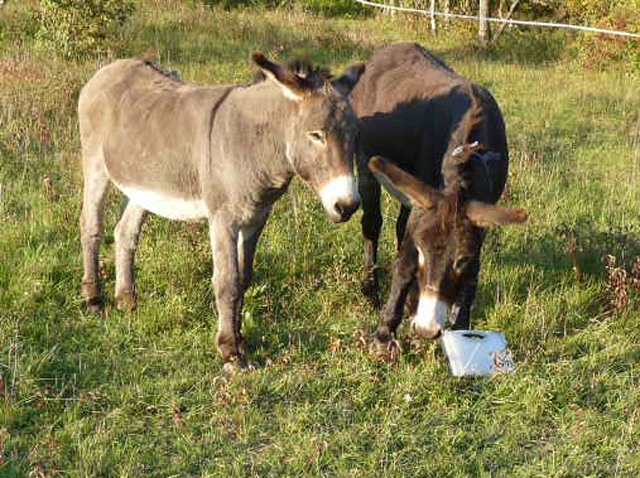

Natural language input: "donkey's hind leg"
[114,201,147,311]
[80,159,110,313]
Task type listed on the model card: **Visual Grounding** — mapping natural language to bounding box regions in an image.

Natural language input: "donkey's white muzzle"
[411,294,449,339]
[319,175,360,223]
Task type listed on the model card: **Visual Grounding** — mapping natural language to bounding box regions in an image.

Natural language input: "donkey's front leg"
[450,228,485,330]
[238,215,269,293]
[234,215,269,341]
[373,238,418,356]
[209,214,246,368]
[449,255,480,331]
[358,163,383,307]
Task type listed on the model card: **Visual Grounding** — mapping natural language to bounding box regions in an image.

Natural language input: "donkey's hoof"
[115,291,136,311]
[223,361,242,375]
[371,337,401,363]
[222,360,255,375]
[82,281,102,314]
[85,296,103,315]
[361,280,380,308]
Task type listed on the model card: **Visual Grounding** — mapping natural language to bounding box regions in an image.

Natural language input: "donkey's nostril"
[334,198,360,221]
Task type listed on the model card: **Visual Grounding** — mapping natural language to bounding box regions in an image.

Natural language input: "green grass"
[1,1,640,476]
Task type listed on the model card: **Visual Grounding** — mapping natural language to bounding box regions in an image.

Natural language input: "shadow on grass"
[240,247,337,364]
[481,222,640,305]
[114,217,339,364]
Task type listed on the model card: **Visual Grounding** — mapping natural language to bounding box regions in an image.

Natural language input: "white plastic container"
[441,330,515,377]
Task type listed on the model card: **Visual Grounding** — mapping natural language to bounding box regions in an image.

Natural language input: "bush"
[563,0,640,70]
[35,0,135,60]
[294,0,365,17]
[202,0,367,17]
[0,7,40,50]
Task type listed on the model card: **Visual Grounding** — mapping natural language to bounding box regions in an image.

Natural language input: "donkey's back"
[79,59,232,218]
[351,42,508,197]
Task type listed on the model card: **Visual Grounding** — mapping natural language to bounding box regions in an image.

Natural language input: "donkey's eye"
[454,256,472,274]
[307,130,326,145]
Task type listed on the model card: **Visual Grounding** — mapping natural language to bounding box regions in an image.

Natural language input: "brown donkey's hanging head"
[253,53,366,222]
[369,100,527,339]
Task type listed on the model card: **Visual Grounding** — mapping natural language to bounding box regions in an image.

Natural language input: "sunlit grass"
[1,1,639,476]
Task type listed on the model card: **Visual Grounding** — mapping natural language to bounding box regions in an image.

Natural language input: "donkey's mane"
[441,91,483,196]
[287,59,332,81]
[139,57,182,82]
[251,58,332,86]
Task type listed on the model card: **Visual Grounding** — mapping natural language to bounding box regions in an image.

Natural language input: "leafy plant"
[35,0,135,59]
[562,0,640,70]
[604,255,640,310]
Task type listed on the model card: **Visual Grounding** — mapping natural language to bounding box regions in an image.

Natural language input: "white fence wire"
[354,0,640,39]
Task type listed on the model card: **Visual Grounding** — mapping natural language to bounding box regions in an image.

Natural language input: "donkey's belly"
[115,182,208,221]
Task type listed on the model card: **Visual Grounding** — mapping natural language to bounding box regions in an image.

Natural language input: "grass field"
[1,1,640,476]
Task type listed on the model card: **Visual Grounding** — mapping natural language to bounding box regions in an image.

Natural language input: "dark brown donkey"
[78,54,364,370]
[348,43,527,348]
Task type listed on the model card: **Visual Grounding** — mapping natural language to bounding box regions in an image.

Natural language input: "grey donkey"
[78,53,365,370]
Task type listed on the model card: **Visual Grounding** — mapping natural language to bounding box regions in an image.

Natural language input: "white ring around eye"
[417,247,425,268]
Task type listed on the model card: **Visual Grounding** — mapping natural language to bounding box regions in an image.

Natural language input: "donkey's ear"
[368,156,439,209]
[332,62,365,95]
[466,201,528,227]
[252,52,306,101]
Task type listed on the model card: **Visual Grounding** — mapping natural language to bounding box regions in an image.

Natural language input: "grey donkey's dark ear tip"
[252,52,268,66]
[349,61,366,73]
[342,62,366,83]
[368,156,386,174]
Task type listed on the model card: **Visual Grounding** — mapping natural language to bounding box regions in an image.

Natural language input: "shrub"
[35,0,135,60]
[202,0,367,17]
[292,0,366,17]
[562,0,640,70]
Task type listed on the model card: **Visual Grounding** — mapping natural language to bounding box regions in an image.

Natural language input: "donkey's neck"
[225,82,300,180]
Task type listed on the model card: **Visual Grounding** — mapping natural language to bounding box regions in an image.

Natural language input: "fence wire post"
[478,0,491,45]
[430,0,437,34]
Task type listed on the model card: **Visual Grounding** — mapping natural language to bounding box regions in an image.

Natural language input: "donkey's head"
[253,53,365,223]
[369,103,528,339]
